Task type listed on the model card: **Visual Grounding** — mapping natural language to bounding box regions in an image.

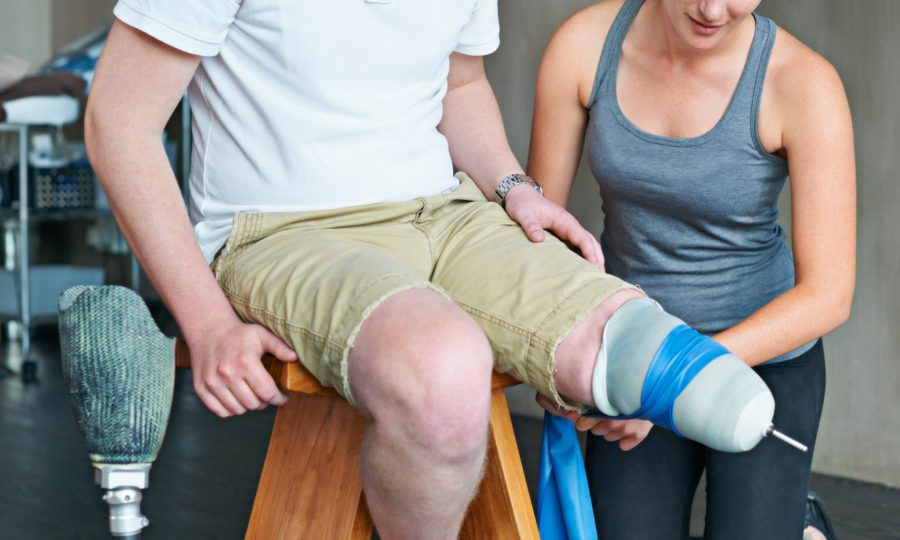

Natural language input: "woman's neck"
[636,0,755,71]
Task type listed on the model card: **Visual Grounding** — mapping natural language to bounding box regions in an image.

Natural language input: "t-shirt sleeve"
[455,0,500,56]
[113,0,241,57]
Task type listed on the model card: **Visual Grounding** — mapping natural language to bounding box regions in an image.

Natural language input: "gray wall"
[758,0,900,488]
[0,0,113,68]
[0,0,52,67]
[490,0,900,487]
[50,0,116,53]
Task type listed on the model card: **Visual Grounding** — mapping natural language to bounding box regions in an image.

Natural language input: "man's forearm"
[438,57,523,201]
[86,122,238,343]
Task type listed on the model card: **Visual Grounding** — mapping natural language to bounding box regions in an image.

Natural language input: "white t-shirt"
[113,0,500,262]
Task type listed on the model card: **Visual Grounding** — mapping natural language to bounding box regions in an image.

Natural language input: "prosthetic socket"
[591,299,775,452]
[59,286,176,538]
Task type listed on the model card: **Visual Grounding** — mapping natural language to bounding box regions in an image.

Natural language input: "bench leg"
[460,387,540,539]
[246,387,537,539]
[245,392,371,540]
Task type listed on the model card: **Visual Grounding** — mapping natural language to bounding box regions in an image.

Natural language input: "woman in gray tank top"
[529,0,855,538]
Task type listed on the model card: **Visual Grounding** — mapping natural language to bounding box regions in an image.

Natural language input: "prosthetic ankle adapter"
[59,286,176,539]
[591,299,806,453]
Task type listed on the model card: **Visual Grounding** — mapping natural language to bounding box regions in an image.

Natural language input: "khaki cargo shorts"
[211,173,630,409]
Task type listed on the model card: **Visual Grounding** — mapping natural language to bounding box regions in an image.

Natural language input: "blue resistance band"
[537,412,598,540]
[537,325,728,538]
[586,324,729,436]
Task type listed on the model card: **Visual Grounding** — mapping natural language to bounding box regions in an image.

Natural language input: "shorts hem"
[539,278,639,413]
[340,278,451,408]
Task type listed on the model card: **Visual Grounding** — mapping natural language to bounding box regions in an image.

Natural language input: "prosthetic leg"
[591,298,805,452]
[58,286,175,539]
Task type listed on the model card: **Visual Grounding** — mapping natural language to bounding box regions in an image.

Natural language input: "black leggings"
[585,340,826,540]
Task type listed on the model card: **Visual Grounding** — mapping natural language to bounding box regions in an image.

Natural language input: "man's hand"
[435,51,603,270]
[87,22,301,419]
[187,316,298,418]
[503,184,604,269]
[535,392,652,451]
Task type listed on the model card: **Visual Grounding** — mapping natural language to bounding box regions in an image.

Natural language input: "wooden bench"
[175,339,539,539]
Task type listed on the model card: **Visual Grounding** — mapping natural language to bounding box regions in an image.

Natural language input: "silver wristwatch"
[494,173,543,207]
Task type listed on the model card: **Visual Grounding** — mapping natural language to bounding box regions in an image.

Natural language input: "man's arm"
[437,52,603,267]
[86,21,296,417]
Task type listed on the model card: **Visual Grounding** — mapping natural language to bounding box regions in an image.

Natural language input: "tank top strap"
[587,0,644,109]
[747,14,778,145]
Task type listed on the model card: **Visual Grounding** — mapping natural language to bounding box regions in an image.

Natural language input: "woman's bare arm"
[714,32,856,365]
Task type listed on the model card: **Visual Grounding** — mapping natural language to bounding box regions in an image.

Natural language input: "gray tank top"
[585,0,814,362]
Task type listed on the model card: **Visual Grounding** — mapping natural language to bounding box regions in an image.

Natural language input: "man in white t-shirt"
[86,1,653,536]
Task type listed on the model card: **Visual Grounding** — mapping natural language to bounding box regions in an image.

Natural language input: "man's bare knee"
[349,287,493,459]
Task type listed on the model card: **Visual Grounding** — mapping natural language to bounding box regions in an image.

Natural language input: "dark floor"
[2,335,899,540]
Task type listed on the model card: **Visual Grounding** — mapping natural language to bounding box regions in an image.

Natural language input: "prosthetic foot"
[59,285,176,539]
[591,298,805,452]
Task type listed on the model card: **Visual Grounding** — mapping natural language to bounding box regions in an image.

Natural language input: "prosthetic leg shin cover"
[58,285,175,464]
[591,299,775,452]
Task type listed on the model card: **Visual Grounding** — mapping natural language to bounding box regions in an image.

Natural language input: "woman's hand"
[574,417,653,451]
[535,392,652,451]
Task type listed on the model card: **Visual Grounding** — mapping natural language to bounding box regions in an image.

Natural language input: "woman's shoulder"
[766,23,847,120]
[544,0,626,106]
[551,0,624,47]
